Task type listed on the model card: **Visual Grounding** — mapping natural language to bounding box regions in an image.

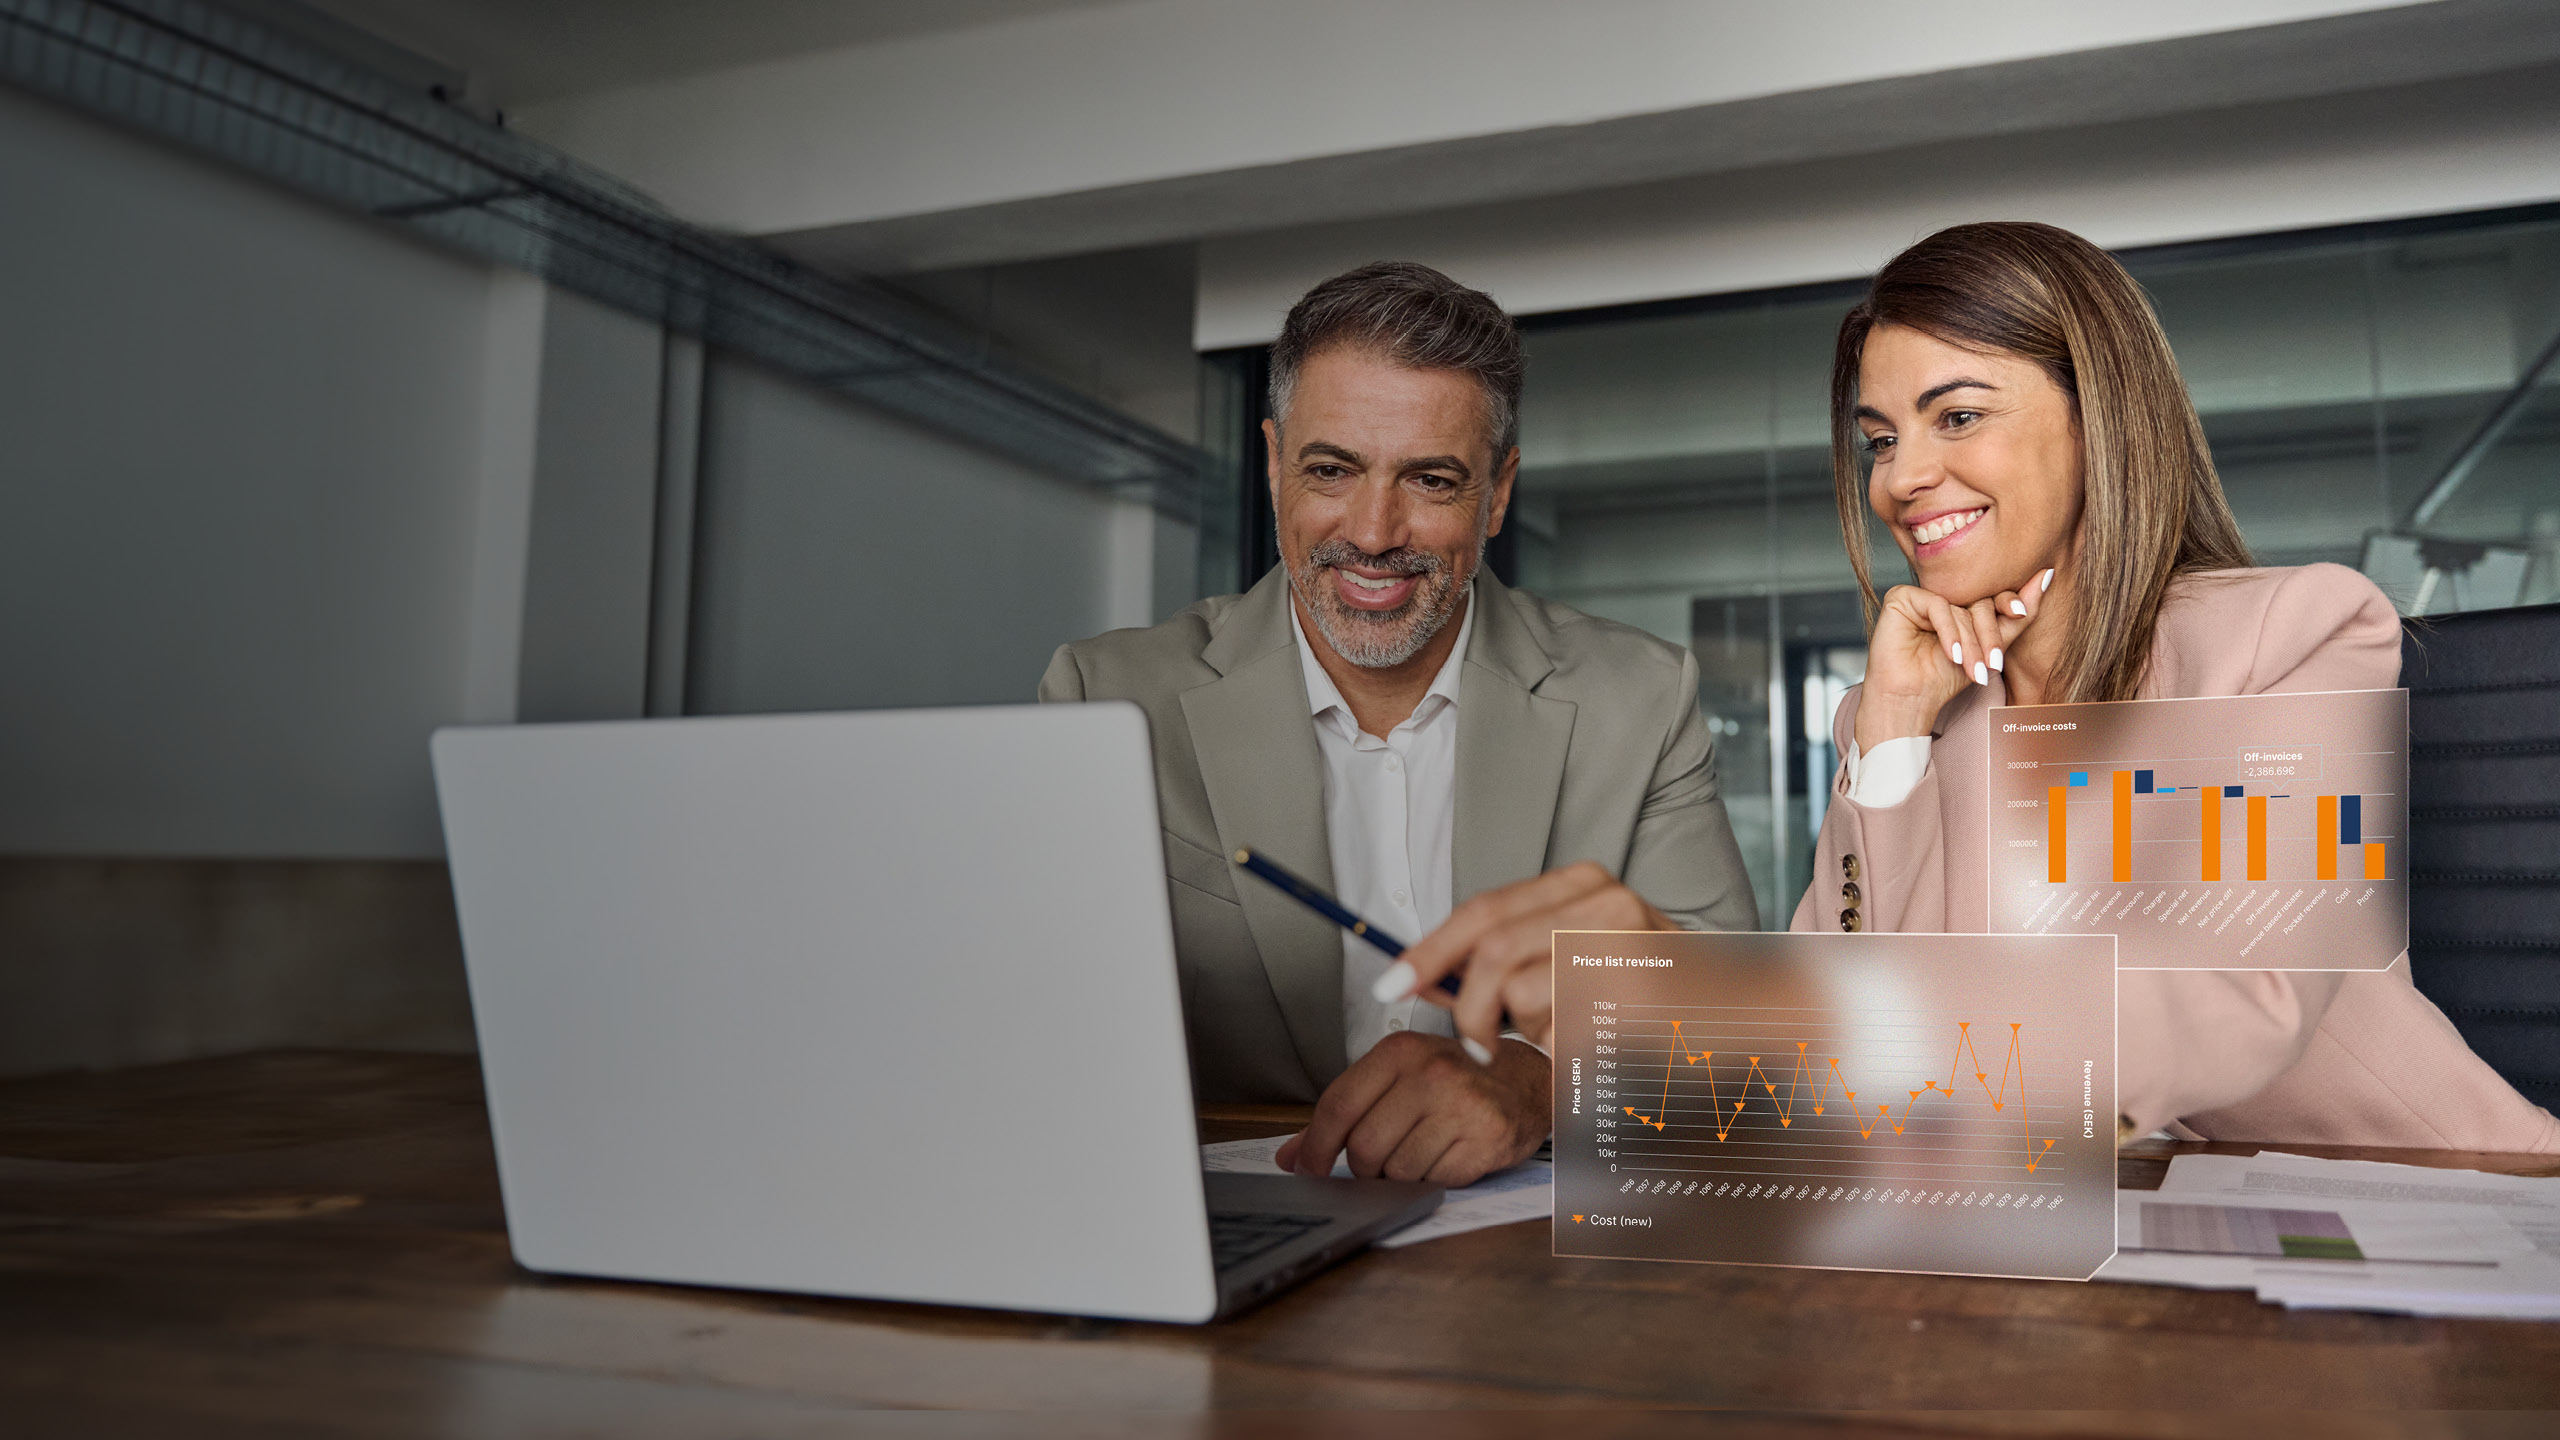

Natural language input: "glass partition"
[1511,292,1876,926]
[2141,220,2560,605]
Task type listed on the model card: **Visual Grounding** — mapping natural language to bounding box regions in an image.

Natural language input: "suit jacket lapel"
[1454,575,1577,903]
[1180,570,1347,1088]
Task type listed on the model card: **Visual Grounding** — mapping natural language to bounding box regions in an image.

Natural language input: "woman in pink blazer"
[1388,221,2557,1153]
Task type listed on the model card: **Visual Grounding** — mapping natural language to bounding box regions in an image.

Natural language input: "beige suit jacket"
[1793,564,2560,1152]
[1042,567,1759,1103]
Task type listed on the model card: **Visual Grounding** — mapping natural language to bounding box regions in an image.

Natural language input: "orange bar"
[2112,770,2133,882]
[2247,797,2268,881]
[2048,786,2069,882]
[2316,796,2339,880]
[2364,842,2385,880]
[2201,786,2221,882]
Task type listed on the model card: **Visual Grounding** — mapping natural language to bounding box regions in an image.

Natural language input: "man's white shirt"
[1290,595,1475,1063]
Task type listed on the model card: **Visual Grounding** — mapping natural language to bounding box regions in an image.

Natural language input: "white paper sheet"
[1200,1134,1552,1248]
[2096,1152,2560,1319]
[2159,1151,2560,1259]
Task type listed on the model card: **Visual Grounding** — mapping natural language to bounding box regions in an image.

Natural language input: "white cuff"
[1502,1031,1550,1060]
[1843,735,1930,809]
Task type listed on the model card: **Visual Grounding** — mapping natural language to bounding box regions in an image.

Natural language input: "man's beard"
[1286,537,1470,669]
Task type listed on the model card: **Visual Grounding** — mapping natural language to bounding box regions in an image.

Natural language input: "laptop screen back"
[432,702,1217,1322]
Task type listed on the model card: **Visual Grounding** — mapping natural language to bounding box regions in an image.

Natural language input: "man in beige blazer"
[1040,262,1756,1186]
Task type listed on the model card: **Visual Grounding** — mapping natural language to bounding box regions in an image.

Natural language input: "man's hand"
[1383,861,1672,1058]
[1272,1032,1548,1187]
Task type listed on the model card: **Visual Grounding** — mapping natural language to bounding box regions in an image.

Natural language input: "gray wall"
[688,356,1120,714]
[0,87,1143,1076]
[0,83,499,861]
[515,290,669,724]
[0,859,474,1076]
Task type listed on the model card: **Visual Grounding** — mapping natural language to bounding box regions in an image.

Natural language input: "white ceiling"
[293,0,1130,105]
[512,0,2501,269]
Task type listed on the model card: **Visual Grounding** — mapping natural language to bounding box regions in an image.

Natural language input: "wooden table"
[3,1051,2556,1434]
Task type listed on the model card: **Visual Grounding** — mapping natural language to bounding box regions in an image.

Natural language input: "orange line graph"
[1619,1020,2059,1173]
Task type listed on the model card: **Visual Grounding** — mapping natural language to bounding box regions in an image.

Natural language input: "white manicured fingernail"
[2039,568,2055,593]
[1461,1036,1495,1066]
[1951,642,1963,666]
[1972,661,1988,686]
[1372,962,1416,1002]
[2009,600,2026,617]
[1989,648,2004,672]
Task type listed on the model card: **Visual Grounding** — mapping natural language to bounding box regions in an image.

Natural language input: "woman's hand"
[1377,862,1675,1059]
[1854,567,2054,751]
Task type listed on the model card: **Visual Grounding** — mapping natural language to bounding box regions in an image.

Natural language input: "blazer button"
[1839,907,1862,933]
[1840,881,1862,906]
[1841,853,1861,881]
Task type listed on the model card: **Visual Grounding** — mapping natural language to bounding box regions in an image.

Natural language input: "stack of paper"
[1200,1135,1552,1248]
[2096,1150,2560,1318]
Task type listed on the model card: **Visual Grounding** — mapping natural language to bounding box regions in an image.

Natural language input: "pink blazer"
[1791,564,2560,1152]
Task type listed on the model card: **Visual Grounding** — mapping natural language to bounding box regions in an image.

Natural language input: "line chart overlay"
[1554,931,2116,1282]
[1986,688,2408,970]
[1618,1020,2058,1174]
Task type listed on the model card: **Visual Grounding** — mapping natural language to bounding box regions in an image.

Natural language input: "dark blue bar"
[2341,794,2362,845]
[2224,785,2244,798]
[2134,770,2154,794]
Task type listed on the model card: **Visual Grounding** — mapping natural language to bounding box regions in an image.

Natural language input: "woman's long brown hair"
[1829,221,2254,704]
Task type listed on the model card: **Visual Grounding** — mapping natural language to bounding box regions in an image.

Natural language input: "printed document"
[1201,1134,1551,1248]
[2093,1150,2560,1318]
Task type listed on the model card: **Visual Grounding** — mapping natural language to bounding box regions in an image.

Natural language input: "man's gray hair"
[1268,261,1524,456]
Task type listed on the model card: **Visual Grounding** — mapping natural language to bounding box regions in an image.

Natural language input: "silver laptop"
[430,702,1438,1323]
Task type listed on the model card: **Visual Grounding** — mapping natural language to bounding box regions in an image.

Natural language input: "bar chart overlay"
[1986,689,2408,970]
[1553,931,2117,1282]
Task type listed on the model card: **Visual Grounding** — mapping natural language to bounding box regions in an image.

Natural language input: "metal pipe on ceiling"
[0,0,1206,518]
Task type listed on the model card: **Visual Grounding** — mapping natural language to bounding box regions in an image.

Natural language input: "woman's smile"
[1907,505,1987,555]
